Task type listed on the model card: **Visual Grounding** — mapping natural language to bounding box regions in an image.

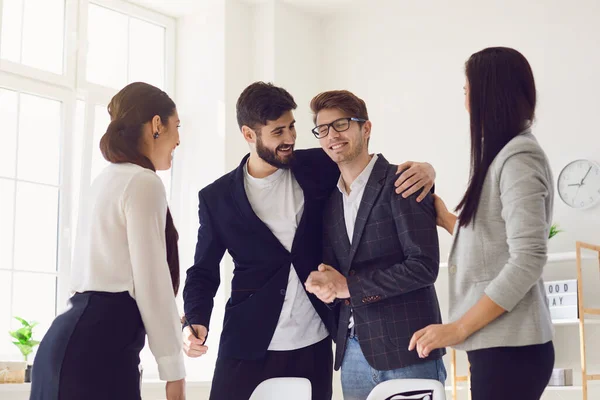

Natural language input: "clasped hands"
[305,263,468,360]
[304,263,350,303]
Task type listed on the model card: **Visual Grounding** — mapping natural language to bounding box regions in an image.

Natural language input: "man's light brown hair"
[310,90,369,124]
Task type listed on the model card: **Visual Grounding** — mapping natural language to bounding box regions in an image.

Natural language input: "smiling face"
[253,110,296,169]
[316,108,370,165]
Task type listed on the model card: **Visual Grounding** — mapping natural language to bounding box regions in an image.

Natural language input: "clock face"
[557,159,600,209]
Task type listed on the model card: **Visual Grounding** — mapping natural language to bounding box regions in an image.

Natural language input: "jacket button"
[280,289,286,296]
[344,299,351,306]
[449,265,457,274]
[349,270,356,276]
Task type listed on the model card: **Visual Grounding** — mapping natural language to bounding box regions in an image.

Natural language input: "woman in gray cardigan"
[409,47,555,399]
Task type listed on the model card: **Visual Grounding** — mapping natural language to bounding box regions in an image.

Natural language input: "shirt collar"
[337,154,379,196]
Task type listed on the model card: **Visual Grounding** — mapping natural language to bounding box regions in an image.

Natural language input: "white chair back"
[366,378,446,400]
[249,377,312,400]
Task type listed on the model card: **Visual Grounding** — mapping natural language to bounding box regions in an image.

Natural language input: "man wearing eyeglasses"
[182,82,437,400]
[305,90,446,400]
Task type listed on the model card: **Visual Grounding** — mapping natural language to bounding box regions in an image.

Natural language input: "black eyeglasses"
[311,117,366,139]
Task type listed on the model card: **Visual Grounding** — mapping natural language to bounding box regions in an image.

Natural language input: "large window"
[0,88,63,353]
[1,0,66,74]
[0,0,175,380]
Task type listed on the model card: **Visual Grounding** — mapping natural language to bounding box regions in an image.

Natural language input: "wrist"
[443,213,456,232]
[453,320,470,342]
[336,285,350,299]
[337,277,350,298]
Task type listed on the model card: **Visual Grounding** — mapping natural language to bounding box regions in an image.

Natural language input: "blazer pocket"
[453,232,491,283]
[383,303,413,348]
[228,289,256,309]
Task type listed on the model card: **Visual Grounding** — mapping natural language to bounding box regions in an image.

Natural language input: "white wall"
[225,0,256,170]
[171,0,227,386]
[224,0,326,168]
[321,1,600,399]
[273,1,325,149]
[321,0,600,257]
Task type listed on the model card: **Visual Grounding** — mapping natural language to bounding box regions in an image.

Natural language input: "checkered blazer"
[324,155,445,371]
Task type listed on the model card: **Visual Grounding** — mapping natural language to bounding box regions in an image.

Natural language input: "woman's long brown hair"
[99,82,180,295]
[456,47,536,227]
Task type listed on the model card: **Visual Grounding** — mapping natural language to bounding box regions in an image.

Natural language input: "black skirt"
[30,291,146,400]
[467,341,555,400]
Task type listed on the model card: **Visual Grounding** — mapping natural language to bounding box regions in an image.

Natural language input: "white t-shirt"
[243,163,329,350]
[71,163,185,381]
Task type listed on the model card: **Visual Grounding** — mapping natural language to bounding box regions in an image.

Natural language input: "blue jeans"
[341,335,447,400]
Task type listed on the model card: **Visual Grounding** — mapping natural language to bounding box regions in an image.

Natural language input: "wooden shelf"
[553,319,600,326]
[546,386,583,391]
[0,383,30,393]
[440,251,595,269]
[445,385,466,391]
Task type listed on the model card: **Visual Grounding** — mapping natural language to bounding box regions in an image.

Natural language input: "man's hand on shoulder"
[394,161,435,202]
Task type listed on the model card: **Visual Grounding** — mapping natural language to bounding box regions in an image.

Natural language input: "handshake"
[304,263,350,303]
[183,263,349,360]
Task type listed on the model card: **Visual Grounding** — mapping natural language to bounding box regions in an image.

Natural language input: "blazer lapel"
[331,190,351,257]
[447,222,462,263]
[347,156,389,266]
[230,155,288,253]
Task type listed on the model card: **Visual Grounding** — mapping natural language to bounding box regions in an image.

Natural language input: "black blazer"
[183,149,339,360]
[324,155,445,371]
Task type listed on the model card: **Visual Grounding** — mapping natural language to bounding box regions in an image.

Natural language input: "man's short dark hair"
[236,82,297,130]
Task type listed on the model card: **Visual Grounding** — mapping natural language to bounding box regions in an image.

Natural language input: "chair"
[249,377,312,400]
[366,378,446,400]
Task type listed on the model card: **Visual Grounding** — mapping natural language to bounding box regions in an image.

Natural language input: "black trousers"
[467,341,555,400]
[209,337,333,400]
[30,292,145,400]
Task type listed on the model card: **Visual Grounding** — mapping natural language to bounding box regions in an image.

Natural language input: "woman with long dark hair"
[409,47,555,399]
[30,82,188,400]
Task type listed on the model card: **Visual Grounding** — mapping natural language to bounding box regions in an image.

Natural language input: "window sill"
[0,383,31,392]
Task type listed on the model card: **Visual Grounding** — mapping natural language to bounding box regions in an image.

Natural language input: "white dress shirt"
[337,154,379,328]
[71,163,185,381]
[244,163,329,350]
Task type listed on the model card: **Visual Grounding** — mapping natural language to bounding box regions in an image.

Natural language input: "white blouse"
[71,163,185,381]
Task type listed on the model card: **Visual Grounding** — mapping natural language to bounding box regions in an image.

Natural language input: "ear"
[151,115,162,133]
[363,120,372,141]
[241,125,257,144]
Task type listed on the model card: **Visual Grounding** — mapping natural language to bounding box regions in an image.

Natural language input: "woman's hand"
[409,296,507,358]
[408,323,467,358]
[432,194,457,234]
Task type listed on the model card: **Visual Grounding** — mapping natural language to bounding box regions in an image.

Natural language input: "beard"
[256,135,295,169]
[333,136,366,165]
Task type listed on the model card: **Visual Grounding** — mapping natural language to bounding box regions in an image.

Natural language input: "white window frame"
[76,0,176,98]
[0,0,177,363]
[0,73,77,328]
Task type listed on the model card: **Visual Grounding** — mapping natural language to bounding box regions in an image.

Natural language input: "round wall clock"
[557,159,600,209]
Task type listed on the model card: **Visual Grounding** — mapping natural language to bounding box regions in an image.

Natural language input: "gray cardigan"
[448,130,555,351]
